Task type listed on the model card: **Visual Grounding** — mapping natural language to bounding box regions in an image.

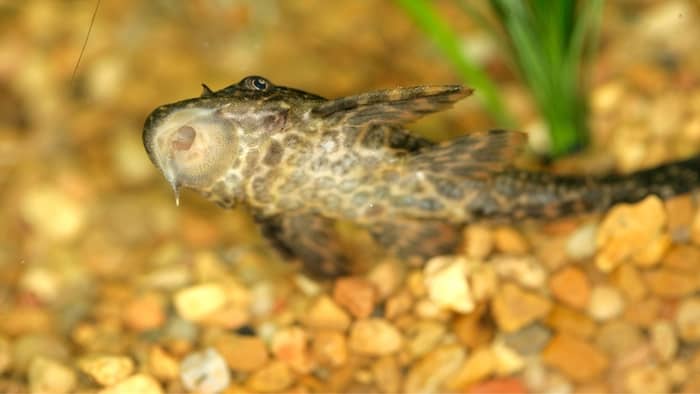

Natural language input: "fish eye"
[244,76,269,91]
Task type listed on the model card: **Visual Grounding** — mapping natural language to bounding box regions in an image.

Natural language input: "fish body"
[143,76,700,276]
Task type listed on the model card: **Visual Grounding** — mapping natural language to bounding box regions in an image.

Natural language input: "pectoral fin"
[255,213,350,277]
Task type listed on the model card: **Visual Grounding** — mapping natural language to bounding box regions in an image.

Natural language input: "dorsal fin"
[200,83,214,97]
[310,85,473,127]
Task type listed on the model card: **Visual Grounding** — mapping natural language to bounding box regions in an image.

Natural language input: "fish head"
[142,75,324,204]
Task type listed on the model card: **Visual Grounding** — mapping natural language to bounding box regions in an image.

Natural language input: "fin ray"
[407,129,527,180]
[311,85,473,126]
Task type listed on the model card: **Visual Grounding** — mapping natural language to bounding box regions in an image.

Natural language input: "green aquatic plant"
[396,0,603,157]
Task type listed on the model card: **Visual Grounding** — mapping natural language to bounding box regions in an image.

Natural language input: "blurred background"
[2,1,700,393]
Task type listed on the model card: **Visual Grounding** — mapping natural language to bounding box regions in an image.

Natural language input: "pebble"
[548,266,590,309]
[214,333,268,372]
[491,282,551,332]
[494,227,530,254]
[303,295,351,331]
[596,196,669,272]
[565,222,598,260]
[588,285,625,321]
[367,259,404,299]
[0,336,10,374]
[147,346,180,381]
[371,356,401,394]
[465,378,527,394]
[624,365,670,394]
[12,334,70,372]
[246,361,294,393]
[644,268,700,298]
[592,81,625,113]
[691,209,700,245]
[624,297,662,328]
[78,355,135,386]
[198,300,250,330]
[684,375,700,394]
[595,320,644,357]
[142,264,191,291]
[446,346,495,389]
[463,224,494,259]
[404,345,465,394]
[542,334,609,382]
[662,244,700,272]
[666,360,688,387]
[470,264,499,302]
[1,305,53,336]
[502,324,551,355]
[491,341,525,375]
[676,296,700,342]
[612,264,647,302]
[98,374,163,394]
[173,283,227,322]
[271,326,314,373]
[522,360,573,394]
[19,266,61,302]
[293,274,322,297]
[492,256,546,289]
[385,289,413,320]
[333,277,377,319]
[20,185,86,242]
[28,356,76,394]
[534,236,570,271]
[311,329,347,367]
[650,321,678,362]
[665,196,694,242]
[452,304,495,349]
[123,292,166,332]
[349,319,403,356]
[164,316,199,344]
[404,320,446,358]
[407,270,427,297]
[111,130,154,185]
[180,348,230,393]
[423,256,474,313]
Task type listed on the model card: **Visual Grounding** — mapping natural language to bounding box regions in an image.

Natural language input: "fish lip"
[142,97,211,166]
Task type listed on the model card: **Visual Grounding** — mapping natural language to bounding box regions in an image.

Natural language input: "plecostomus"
[143,76,700,276]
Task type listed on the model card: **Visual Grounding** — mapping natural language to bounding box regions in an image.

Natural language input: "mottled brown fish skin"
[143,75,700,276]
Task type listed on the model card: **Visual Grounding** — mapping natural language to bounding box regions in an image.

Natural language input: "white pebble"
[180,348,230,393]
[423,256,474,313]
[566,223,598,260]
[588,285,625,321]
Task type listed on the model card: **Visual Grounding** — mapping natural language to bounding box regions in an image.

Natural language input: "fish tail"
[489,155,700,219]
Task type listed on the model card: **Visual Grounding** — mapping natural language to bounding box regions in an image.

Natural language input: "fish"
[143,75,700,276]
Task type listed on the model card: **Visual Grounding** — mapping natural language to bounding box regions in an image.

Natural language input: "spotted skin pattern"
[143,76,700,276]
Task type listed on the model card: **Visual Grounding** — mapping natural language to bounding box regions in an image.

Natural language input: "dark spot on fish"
[365,204,384,217]
[352,191,369,207]
[343,127,362,148]
[262,109,288,133]
[389,129,408,149]
[419,198,443,211]
[362,125,385,149]
[263,140,284,166]
[429,176,464,200]
[251,176,272,203]
[393,195,415,207]
[381,170,400,182]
